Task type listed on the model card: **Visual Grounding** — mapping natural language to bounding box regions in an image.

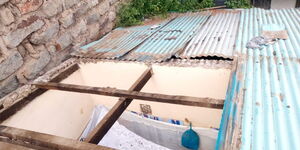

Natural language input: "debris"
[246,24,289,49]
[150,24,160,30]
[246,36,275,49]
[165,36,177,40]
[164,29,182,33]
[262,30,288,40]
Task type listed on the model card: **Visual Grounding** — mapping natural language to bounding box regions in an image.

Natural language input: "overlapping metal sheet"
[235,8,300,58]
[180,10,240,59]
[241,53,300,150]
[73,24,167,59]
[123,12,210,62]
[218,53,300,150]
[238,8,300,150]
[217,8,300,150]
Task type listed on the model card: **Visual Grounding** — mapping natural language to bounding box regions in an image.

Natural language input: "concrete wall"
[2,71,95,139]
[75,62,230,128]
[0,0,121,98]
[2,61,230,139]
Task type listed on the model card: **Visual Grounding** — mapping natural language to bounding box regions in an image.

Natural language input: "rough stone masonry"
[0,0,121,98]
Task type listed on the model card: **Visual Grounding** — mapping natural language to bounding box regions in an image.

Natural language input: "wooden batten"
[34,82,224,109]
[0,125,111,150]
[84,67,153,144]
[0,141,35,150]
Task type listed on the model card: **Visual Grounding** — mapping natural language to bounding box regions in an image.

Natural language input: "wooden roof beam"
[0,125,111,150]
[34,82,224,109]
[83,67,153,144]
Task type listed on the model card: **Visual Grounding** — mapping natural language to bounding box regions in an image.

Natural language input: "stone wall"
[0,0,121,98]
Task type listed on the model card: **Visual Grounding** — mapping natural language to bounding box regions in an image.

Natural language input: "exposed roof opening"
[188,56,233,61]
[1,61,231,149]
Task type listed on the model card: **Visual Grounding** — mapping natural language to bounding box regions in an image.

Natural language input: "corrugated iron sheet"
[73,23,167,59]
[217,56,300,150]
[238,8,300,150]
[180,10,240,59]
[235,8,300,58]
[241,54,300,150]
[217,8,300,150]
[122,12,211,62]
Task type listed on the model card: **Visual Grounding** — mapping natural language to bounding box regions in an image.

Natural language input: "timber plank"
[84,68,153,144]
[34,82,224,108]
[0,125,112,150]
[0,141,35,150]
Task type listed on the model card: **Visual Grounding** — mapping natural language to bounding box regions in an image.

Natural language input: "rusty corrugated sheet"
[73,23,167,59]
[122,12,211,62]
[180,10,240,59]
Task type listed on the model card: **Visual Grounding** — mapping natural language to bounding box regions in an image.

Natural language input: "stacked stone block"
[0,0,120,98]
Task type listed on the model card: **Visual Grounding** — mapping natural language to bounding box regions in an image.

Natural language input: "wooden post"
[84,68,153,144]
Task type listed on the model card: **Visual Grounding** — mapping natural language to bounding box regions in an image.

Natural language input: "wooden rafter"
[34,82,224,109]
[0,141,34,150]
[0,125,112,150]
[84,68,153,144]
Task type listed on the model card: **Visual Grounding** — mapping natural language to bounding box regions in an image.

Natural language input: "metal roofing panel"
[123,12,211,62]
[217,8,300,150]
[73,24,167,59]
[235,8,300,58]
[217,54,300,150]
[180,10,240,59]
[243,53,299,150]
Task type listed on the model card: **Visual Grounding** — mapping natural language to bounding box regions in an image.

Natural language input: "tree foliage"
[225,0,251,8]
[117,0,215,27]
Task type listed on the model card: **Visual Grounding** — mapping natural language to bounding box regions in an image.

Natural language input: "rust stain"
[86,30,131,51]
[164,36,177,40]
[135,34,148,40]
[142,14,176,26]
[211,9,240,16]
[261,30,289,40]
[255,102,260,106]
[108,30,130,40]
[279,93,284,102]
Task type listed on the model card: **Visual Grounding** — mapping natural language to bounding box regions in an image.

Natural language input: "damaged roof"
[122,12,210,62]
[75,24,166,59]
[75,12,211,62]
[75,8,300,150]
[181,10,240,59]
[217,8,300,150]
[75,8,300,62]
